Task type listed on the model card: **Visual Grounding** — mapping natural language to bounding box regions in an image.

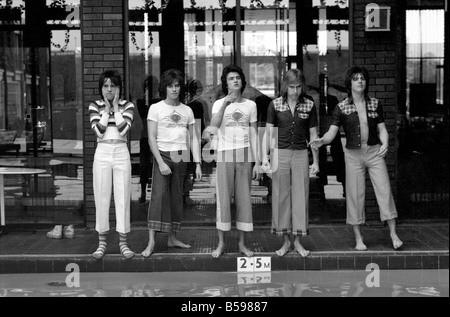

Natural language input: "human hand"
[377,144,388,158]
[158,162,172,176]
[310,163,320,176]
[261,161,272,179]
[202,128,212,142]
[112,89,120,112]
[309,138,324,150]
[252,164,261,181]
[224,91,237,107]
[102,91,112,113]
[195,164,202,181]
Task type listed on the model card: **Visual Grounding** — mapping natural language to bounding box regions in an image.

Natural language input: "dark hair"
[98,70,122,99]
[345,66,370,97]
[159,69,185,100]
[187,79,198,97]
[280,69,307,101]
[221,64,247,95]
[143,75,159,93]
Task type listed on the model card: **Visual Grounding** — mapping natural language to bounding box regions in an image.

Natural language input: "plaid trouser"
[271,149,310,236]
[148,151,188,232]
[215,149,254,232]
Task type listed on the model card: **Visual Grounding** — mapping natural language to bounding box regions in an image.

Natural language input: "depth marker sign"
[237,257,271,273]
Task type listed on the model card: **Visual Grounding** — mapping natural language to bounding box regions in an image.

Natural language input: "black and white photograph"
[0,0,448,302]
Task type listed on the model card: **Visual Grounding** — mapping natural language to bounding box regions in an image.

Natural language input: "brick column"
[81,0,126,228]
[351,0,403,220]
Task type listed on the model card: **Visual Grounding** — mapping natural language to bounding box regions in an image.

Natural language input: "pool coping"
[0,250,448,273]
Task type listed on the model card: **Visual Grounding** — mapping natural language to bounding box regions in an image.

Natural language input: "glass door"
[301,0,349,207]
[184,0,236,126]
[126,0,349,225]
[0,0,84,226]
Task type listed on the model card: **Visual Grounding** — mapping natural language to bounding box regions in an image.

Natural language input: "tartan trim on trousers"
[271,228,309,236]
[147,220,181,233]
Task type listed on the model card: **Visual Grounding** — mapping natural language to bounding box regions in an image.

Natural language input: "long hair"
[98,70,122,99]
[280,69,307,101]
[220,64,247,95]
[158,69,185,100]
[344,66,370,97]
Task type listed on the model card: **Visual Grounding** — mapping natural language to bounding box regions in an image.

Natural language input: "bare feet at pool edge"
[167,237,191,249]
[239,244,254,257]
[293,241,310,257]
[212,243,225,258]
[141,241,155,258]
[391,234,403,250]
[276,241,292,257]
[355,239,368,251]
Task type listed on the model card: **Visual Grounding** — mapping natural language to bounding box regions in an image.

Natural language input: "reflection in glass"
[0,1,84,225]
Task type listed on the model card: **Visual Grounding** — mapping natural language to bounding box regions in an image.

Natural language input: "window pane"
[406,9,445,114]
[0,1,84,226]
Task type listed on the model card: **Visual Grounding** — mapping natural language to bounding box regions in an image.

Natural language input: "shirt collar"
[282,97,303,110]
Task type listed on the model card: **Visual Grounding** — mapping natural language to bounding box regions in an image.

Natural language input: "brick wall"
[81,0,126,229]
[351,0,403,219]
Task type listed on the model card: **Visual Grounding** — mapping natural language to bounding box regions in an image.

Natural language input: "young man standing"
[264,69,319,257]
[142,69,202,257]
[310,66,403,251]
[210,65,261,258]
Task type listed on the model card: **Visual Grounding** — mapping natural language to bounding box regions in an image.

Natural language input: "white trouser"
[93,142,131,234]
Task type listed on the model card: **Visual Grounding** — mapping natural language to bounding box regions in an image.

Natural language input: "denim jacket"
[331,96,384,149]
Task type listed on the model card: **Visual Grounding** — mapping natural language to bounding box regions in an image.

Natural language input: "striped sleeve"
[115,101,135,136]
[89,101,109,138]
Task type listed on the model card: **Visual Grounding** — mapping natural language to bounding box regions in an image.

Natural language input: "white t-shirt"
[211,97,257,151]
[147,100,195,152]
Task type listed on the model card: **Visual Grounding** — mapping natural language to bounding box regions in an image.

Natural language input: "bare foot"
[276,242,291,257]
[294,241,310,257]
[167,237,191,249]
[355,239,368,251]
[239,245,254,257]
[391,235,403,250]
[295,248,310,257]
[141,242,155,258]
[212,244,225,258]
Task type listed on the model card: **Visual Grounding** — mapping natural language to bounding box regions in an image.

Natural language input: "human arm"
[263,122,275,163]
[309,126,320,175]
[375,101,388,158]
[89,101,110,138]
[250,121,261,181]
[103,89,134,136]
[377,122,389,158]
[261,101,276,175]
[260,122,275,177]
[209,92,236,129]
[189,123,202,181]
[148,120,171,175]
[309,125,339,149]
